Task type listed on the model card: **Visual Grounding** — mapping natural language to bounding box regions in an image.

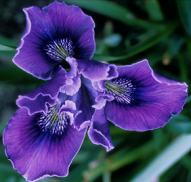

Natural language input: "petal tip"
[88,128,114,152]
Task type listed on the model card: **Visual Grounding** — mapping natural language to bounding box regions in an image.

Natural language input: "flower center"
[45,38,74,61]
[105,78,135,104]
[38,105,70,135]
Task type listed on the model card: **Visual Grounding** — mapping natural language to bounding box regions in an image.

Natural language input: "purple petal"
[78,59,118,81]
[65,57,78,78]
[154,73,184,85]
[60,74,81,96]
[17,68,66,115]
[13,6,57,80]
[88,109,114,151]
[13,2,95,79]
[59,58,81,96]
[60,100,77,112]
[3,108,86,182]
[72,79,97,130]
[105,60,188,131]
[43,2,95,59]
[17,94,55,115]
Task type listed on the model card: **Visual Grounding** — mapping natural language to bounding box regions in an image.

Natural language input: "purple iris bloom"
[3,1,188,182]
[3,61,115,181]
[3,2,116,180]
[13,1,95,80]
[88,60,188,151]
[3,68,87,181]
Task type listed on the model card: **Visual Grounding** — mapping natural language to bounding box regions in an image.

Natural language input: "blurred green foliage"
[0,0,191,182]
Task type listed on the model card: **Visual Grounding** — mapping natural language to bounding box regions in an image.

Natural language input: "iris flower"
[89,60,188,151]
[4,69,88,181]
[4,61,115,181]
[3,1,188,182]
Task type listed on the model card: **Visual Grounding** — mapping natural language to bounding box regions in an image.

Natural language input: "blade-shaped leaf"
[145,0,163,21]
[65,0,162,28]
[0,44,15,57]
[0,65,41,84]
[83,140,155,181]
[0,45,15,52]
[177,0,191,36]
[0,35,16,48]
[94,23,176,62]
[131,135,191,182]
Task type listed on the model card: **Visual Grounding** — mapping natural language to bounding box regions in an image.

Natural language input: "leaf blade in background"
[0,65,42,84]
[0,35,16,56]
[176,0,191,36]
[83,140,155,181]
[0,35,17,48]
[131,135,191,182]
[0,45,14,52]
[94,23,177,62]
[145,0,163,21]
[0,35,16,57]
[0,44,15,57]
[64,0,162,29]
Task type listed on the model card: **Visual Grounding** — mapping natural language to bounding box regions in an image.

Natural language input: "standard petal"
[17,68,66,114]
[3,108,86,182]
[13,6,58,80]
[105,60,188,131]
[13,2,95,79]
[78,59,118,81]
[43,1,95,59]
[88,109,114,151]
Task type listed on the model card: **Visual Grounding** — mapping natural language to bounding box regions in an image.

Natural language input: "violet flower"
[88,60,188,151]
[3,1,188,181]
[3,2,116,179]
[3,68,87,181]
[3,61,116,181]
[3,67,92,181]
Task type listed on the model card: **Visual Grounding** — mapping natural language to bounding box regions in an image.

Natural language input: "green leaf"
[94,23,177,62]
[0,65,41,84]
[167,115,191,134]
[0,35,16,57]
[103,171,111,182]
[176,0,191,36]
[145,0,163,21]
[0,35,17,48]
[167,36,185,58]
[83,140,155,181]
[131,135,191,182]
[0,45,15,52]
[0,45,15,59]
[0,44,15,57]
[180,155,191,171]
[186,96,191,104]
[64,0,162,29]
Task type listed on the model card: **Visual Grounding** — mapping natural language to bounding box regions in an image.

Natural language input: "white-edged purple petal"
[3,108,86,182]
[72,79,97,130]
[60,74,81,96]
[16,68,66,115]
[88,109,114,152]
[104,60,188,131]
[13,1,95,80]
[78,59,118,81]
